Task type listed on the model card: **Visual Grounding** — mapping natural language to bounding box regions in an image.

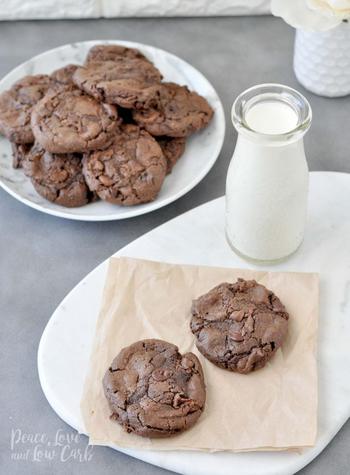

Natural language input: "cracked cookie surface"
[132,82,214,137]
[73,58,162,109]
[85,44,149,64]
[82,124,166,206]
[103,339,206,438]
[50,64,79,87]
[190,279,289,374]
[23,144,96,207]
[31,86,119,153]
[0,75,51,144]
[157,136,186,174]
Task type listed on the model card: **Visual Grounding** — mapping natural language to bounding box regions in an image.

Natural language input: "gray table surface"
[0,16,349,475]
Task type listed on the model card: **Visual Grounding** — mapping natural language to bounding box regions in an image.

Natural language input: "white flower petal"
[327,0,350,9]
[308,0,350,19]
[271,0,342,31]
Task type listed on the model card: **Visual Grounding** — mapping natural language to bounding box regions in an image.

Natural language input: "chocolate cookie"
[73,58,162,109]
[83,124,166,205]
[50,64,79,87]
[23,144,96,207]
[132,82,214,137]
[157,136,186,174]
[31,86,119,153]
[11,142,33,169]
[190,279,289,374]
[85,44,148,64]
[0,75,51,144]
[103,339,206,438]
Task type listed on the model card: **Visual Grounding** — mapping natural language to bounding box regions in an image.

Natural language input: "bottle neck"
[232,84,312,146]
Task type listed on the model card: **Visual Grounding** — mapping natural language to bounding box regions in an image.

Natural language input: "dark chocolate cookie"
[73,58,162,109]
[50,64,79,87]
[31,86,119,153]
[23,144,96,207]
[11,142,33,169]
[82,124,166,205]
[190,279,289,374]
[132,82,214,137]
[85,44,148,64]
[0,75,51,144]
[157,136,186,174]
[103,339,206,438]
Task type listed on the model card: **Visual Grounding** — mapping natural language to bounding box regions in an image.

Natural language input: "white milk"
[226,84,312,262]
[245,101,298,135]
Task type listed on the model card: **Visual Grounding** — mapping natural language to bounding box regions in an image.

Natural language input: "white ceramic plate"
[38,172,350,475]
[0,40,225,221]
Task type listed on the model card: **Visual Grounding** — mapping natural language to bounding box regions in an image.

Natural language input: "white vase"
[294,22,350,97]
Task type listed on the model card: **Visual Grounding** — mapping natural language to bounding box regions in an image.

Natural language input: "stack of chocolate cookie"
[0,44,214,208]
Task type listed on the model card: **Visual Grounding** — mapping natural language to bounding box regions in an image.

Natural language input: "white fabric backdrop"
[0,0,270,20]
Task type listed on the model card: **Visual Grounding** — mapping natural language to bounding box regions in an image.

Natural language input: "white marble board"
[38,172,350,475]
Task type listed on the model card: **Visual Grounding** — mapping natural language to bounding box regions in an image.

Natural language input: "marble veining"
[38,172,350,475]
[0,40,225,221]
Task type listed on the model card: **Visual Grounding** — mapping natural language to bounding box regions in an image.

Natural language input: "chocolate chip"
[152,368,172,382]
[181,356,194,369]
[99,174,114,186]
[229,330,244,342]
[230,310,245,322]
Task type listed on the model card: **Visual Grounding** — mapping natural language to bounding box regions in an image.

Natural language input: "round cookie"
[73,58,162,109]
[82,124,167,205]
[157,136,186,174]
[103,339,206,438]
[50,64,79,87]
[31,86,119,153]
[132,82,214,137]
[0,75,51,144]
[190,279,289,374]
[85,44,148,64]
[23,144,96,207]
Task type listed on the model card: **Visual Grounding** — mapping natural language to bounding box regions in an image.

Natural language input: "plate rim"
[0,39,226,221]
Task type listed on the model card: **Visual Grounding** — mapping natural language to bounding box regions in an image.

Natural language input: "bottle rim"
[231,83,312,144]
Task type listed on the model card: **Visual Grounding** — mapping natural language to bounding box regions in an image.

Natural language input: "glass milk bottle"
[226,84,312,263]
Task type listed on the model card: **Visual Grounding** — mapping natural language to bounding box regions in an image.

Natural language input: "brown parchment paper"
[81,257,319,452]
